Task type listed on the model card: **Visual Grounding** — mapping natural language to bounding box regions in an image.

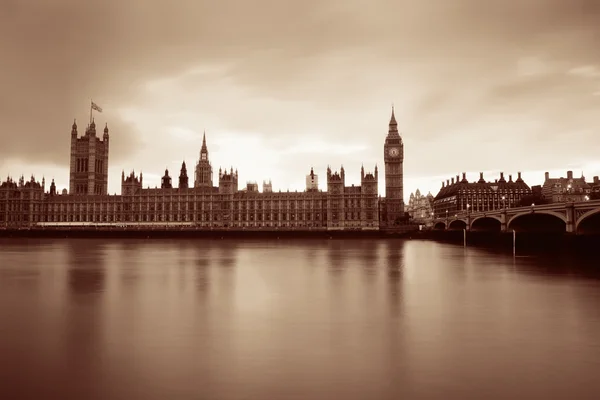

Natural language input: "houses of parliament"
[0,109,407,230]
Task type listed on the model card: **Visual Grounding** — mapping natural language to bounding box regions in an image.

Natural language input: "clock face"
[388,147,399,157]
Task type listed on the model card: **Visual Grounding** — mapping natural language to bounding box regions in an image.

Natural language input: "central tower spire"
[388,105,398,134]
[195,130,213,189]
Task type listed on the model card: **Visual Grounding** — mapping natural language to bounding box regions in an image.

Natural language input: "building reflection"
[327,240,347,277]
[66,239,106,295]
[61,239,107,397]
[385,240,404,318]
[359,240,380,279]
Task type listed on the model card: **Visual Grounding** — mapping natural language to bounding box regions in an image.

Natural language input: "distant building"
[245,182,259,192]
[541,170,591,203]
[262,180,273,193]
[433,172,531,219]
[306,168,318,191]
[407,189,434,226]
[1,109,408,230]
[591,176,600,200]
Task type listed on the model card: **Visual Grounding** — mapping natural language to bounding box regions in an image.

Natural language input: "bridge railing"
[434,199,600,222]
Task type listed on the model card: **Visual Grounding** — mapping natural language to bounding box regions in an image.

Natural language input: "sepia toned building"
[69,120,109,195]
[406,189,434,226]
[591,176,600,200]
[541,170,592,203]
[1,110,408,230]
[433,171,532,219]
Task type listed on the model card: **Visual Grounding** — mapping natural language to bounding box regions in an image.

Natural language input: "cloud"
[1,0,600,201]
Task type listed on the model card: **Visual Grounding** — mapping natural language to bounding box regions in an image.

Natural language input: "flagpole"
[89,99,93,125]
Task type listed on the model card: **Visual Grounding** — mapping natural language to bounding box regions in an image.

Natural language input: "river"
[1,238,599,399]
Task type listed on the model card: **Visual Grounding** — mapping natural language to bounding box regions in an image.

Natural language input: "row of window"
[1,211,377,223]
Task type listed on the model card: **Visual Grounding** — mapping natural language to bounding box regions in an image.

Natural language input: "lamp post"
[466,203,470,232]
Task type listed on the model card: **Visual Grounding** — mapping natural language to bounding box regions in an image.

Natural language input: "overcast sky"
[1,0,599,200]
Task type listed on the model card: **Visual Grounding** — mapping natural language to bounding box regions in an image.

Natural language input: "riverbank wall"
[0,226,419,240]
[414,230,600,256]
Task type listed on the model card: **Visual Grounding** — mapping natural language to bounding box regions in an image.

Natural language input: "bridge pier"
[500,212,507,232]
[566,202,575,233]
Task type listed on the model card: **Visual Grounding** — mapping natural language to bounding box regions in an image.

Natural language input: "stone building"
[433,171,531,219]
[69,119,109,195]
[0,175,46,226]
[407,189,434,225]
[591,176,600,200]
[541,170,592,203]
[1,109,406,230]
[382,107,405,226]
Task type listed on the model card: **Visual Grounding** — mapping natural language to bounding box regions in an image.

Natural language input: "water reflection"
[1,238,600,399]
[326,240,346,276]
[66,240,106,296]
[385,241,403,318]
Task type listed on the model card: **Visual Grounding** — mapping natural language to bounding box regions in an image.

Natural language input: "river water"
[1,238,599,399]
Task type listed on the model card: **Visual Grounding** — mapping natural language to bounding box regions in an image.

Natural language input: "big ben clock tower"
[384,106,404,225]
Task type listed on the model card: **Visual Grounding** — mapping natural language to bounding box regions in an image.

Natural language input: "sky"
[1,0,600,201]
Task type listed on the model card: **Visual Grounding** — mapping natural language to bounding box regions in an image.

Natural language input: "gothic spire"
[390,104,397,126]
[201,131,207,152]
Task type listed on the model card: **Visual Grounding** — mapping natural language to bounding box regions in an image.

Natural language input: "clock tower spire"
[383,105,404,226]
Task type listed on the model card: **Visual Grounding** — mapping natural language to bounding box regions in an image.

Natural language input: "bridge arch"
[448,220,467,230]
[433,221,446,230]
[470,216,501,232]
[576,208,600,234]
[507,211,566,233]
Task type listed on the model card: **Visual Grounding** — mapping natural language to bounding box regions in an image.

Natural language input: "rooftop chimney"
[517,172,522,181]
[451,177,455,184]
[567,170,573,179]
[462,172,466,181]
[594,176,599,184]
[509,174,513,182]
[545,172,549,181]
[446,179,450,186]
[442,181,445,188]
[478,172,485,183]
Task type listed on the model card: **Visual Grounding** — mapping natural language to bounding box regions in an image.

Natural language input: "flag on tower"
[91,101,103,112]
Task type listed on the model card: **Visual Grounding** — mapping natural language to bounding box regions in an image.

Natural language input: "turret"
[161,168,172,189]
[179,161,189,189]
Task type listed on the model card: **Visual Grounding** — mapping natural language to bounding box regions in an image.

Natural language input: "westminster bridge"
[433,199,600,235]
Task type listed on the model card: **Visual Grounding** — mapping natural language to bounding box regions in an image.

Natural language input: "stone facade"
[382,107,405,226]
[69,120,109,196]
[541,170,592,203]
[433,171,532,219]
[407,189,434,226]
[1,110,405,230]
[591,176,600,200]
